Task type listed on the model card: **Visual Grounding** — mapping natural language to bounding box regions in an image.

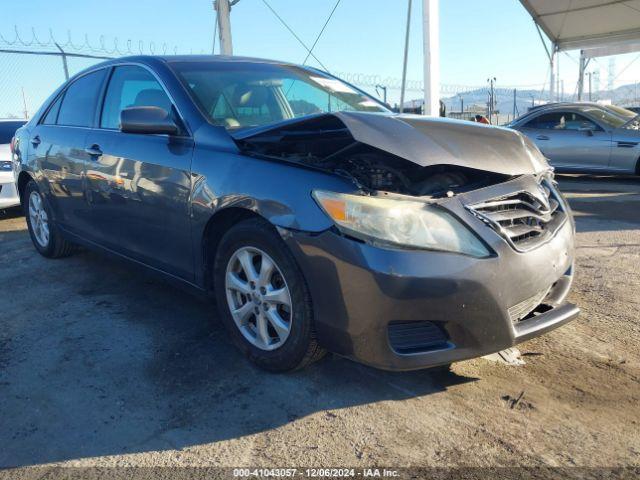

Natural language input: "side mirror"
[579,125,595,136]
[120,106,179,135]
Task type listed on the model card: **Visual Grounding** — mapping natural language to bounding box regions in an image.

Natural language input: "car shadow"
[0,206,23,219]
[556,175,640,233]
[0,245,476,467]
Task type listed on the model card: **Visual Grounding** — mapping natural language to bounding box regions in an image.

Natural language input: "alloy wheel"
[28,191,50,248]
[224,246,293,351]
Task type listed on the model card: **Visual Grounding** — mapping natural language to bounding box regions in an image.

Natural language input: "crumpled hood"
[232,111,549,176]
[332,111,548,176]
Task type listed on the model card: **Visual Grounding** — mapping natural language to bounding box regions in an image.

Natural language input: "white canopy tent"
[519,0,640,100]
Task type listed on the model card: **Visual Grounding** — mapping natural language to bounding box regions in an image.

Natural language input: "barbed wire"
[0,26,202,56]
[336,71,547,95]
[1,27,548,95]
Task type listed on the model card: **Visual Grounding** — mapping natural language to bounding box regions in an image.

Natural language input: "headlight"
[312,190,491,257]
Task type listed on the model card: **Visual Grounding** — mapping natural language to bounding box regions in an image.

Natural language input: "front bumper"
[283,176,579,371]
[0,171,20,209]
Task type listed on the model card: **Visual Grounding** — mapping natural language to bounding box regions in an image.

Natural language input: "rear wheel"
[24,180,75,258]
[213,218,325,372]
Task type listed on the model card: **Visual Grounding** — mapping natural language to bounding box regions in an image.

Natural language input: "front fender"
[190,145,358,285]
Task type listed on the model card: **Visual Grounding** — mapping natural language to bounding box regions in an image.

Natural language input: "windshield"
[171,62,388,130]
[604,104,636,119]
[580,106,630,129]
[604,105,640,130]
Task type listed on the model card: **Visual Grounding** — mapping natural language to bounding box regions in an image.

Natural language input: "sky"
[2,0,640,114]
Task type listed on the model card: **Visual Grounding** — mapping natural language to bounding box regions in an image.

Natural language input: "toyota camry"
[12,56,579,371]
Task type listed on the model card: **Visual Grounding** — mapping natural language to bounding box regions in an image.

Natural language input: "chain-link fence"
[9,27,631,126]
[0,28,204,119]
[0,49,109,119]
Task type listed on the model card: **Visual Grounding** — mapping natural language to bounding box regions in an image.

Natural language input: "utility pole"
[459,94,464,113]
[422,0,440,116]
[512,88,517,118]
[587,72,593,101]
[214,0,237,56]
[577,51,586,101]
[487,77,496,124]
[21,87,28,119]
[399,0,412,114]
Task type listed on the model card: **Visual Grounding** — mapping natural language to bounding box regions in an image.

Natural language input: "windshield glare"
[171,62,388,130]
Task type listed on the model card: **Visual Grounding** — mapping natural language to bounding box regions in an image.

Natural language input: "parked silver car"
[509,103,640,175]
[0,119,27,209]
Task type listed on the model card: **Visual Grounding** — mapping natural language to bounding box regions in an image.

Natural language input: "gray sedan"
[509,103,640,175]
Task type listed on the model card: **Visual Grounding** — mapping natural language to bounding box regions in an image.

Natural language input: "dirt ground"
[0,175,638,473]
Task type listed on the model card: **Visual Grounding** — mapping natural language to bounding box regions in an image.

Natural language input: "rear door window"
[525,111,602,131]
[525,112,565,129]
[100,66,173,130]
[57,69,108,127]
[0,121,25,144]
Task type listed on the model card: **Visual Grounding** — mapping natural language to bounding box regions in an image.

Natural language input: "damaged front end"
[231,111,550,199]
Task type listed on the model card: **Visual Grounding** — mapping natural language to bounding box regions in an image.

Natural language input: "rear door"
[83,65,195,280]
[28,69,108,233]
[519,111,611,171]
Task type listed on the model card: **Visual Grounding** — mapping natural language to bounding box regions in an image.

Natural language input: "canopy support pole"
[534,22,556,102]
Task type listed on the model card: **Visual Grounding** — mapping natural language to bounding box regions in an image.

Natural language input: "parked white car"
[0,119,27,209]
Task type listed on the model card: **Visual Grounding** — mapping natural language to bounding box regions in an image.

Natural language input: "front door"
[84,65,195,281]
[520,111,611,171]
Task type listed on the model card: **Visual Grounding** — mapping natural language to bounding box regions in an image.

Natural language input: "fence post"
[54,43,70,81]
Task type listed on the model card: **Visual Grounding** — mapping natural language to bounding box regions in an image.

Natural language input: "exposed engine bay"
[233,114,513,198]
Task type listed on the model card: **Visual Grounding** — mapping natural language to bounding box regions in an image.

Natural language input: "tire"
[213,218,325,372]
[24,180,75,258]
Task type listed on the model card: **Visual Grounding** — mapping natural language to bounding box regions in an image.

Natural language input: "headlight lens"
[313,190,490,257]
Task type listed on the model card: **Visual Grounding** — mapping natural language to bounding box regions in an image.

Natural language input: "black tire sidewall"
[24,180,56,257]
[213,219,315,372]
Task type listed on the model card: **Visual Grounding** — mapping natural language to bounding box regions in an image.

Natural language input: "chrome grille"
[467,180,566,251]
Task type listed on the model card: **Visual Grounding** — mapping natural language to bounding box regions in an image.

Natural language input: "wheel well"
[17,171,33,202]
[636,156,640,175]
[201,207,266,292]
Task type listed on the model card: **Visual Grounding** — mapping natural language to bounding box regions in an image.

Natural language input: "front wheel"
[24,180,75,258]
[213,218,325,372]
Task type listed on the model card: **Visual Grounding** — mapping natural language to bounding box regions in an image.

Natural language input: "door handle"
[536,135,550,141]
[31,135,41,147]
[84,145,103,158]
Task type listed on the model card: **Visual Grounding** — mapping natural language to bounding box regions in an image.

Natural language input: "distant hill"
[440,81,640,119]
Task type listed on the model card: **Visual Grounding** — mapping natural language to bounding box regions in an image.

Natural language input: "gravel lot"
[0,175,638,471]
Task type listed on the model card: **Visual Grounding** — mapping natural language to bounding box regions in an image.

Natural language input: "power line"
[302,0,341,66]
[260,0,329,71]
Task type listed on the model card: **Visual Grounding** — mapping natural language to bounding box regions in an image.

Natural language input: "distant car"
[509,102,640,175]
[0,119,27,209]
[13,56,579,372]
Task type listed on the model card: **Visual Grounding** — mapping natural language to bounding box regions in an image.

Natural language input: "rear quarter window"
[56,69,108,127]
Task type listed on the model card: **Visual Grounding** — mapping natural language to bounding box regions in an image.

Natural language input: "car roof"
[93,54,303,69]
[513,102,615,124]
[529,102,608,112]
